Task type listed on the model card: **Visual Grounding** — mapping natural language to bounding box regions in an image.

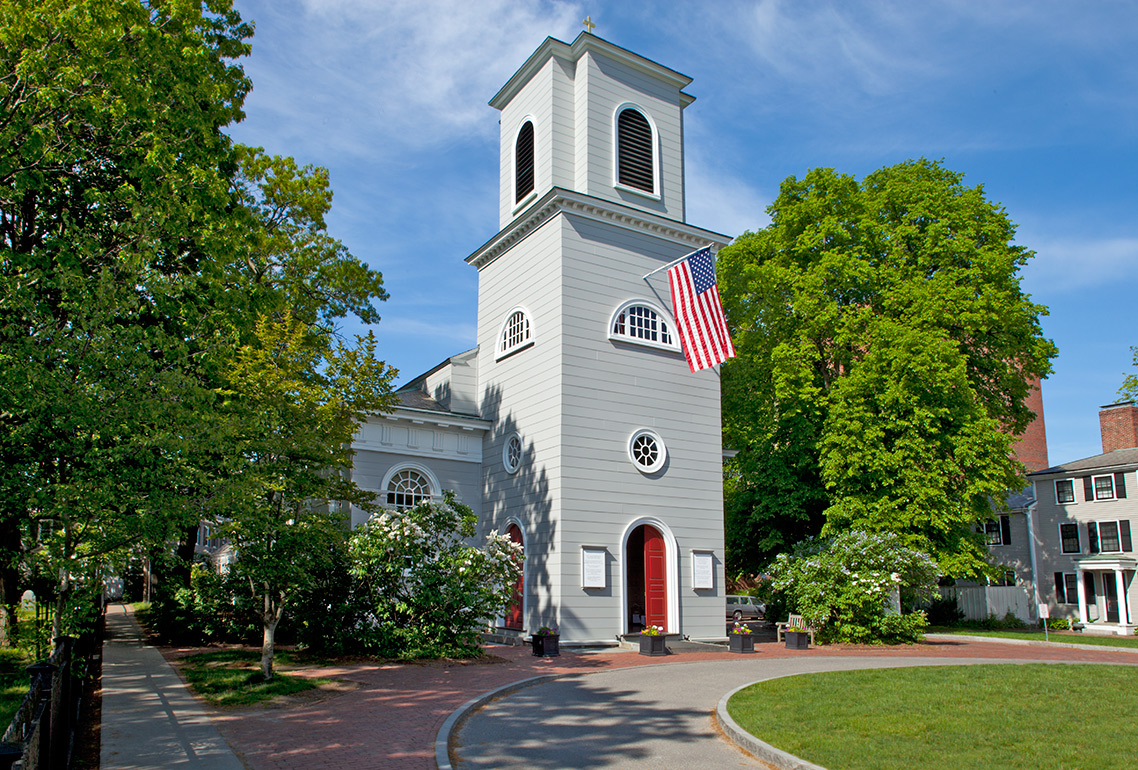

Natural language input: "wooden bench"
[776,614,816,645]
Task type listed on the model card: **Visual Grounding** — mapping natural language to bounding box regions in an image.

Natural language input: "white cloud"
[1023,236,1138,295]
[685,161,771,242]
[236,0,585,158]
[375,315,477,346]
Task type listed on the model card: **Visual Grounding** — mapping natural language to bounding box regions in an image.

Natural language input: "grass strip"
[728,664,1138,770]
[0,649,30,728]
[931,628,1138,649]
[178,650,329,708]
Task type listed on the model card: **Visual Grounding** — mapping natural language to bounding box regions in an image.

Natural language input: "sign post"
[1038,603,1050,642]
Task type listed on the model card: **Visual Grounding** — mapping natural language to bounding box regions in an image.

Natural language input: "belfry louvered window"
[515,121,535,203]
[617,108,654,193]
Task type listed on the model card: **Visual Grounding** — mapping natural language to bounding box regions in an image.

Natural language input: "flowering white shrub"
[771,529,939,644]
[349,492,522,658]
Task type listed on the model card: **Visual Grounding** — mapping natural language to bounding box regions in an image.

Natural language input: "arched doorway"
[626,524,667,632]
[505,524,524,630]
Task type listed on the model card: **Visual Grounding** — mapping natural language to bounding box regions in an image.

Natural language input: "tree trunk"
[173,522,200,589]
[53,567,70,642]
[260,590,285,681]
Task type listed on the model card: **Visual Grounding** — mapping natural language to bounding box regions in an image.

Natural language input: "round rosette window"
[503,432,523,473]
[628,429,666,473]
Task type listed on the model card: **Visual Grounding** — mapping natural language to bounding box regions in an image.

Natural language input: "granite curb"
[715,681,828,770]
[435,674,559,770]
[924,632,1138,653]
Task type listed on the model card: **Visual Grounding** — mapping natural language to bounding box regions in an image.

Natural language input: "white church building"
[349,32,730,645]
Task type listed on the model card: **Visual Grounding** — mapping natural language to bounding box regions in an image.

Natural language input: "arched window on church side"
[609,301,679,352]
[515,120,535,203]
[497,308,533,359]
[616,107,654,194]
[386,468,432,510]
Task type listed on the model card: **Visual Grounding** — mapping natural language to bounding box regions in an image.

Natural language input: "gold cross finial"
[583,16,596,34]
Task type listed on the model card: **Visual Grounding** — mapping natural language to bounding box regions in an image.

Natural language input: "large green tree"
[219,311,395,680]
[0,0,252,635]
[719,159,1056,578]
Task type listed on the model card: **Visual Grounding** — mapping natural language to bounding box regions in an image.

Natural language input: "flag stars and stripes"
[667,246,736,373]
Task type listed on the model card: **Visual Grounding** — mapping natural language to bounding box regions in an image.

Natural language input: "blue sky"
[227,0,1138,466]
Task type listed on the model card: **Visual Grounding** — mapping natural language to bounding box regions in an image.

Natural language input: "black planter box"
[729,633,755,653]
[531,634,560,657]
[639,634,667,656]
[785,631,809,650]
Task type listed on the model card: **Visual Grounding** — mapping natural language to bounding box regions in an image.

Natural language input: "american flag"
[668,246,736,373]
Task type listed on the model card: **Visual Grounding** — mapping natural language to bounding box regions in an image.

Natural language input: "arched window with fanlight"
[615,105,656,195]
[496,307,533,360]
[384,466,436,510]
[608,300,680,352]
[515,120,535,204]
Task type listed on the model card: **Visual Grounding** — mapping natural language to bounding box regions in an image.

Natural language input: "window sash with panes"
[1082,472,1128,502]
[1059,522,1081,554]
[984,515,1012,546]
[1054,572,1079,605]
[1087,519,1133,554]
[1055,479,1075,504]
[613,305,673,346]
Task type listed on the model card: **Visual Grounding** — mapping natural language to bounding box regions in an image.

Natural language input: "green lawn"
[0,649,30,728]
[728,665,1138,770]
[176,650,329,708]
[931,628,1138,649]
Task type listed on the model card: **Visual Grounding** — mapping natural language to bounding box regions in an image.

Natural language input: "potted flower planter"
[729,633,755,653]
[785,630,809,650]
[531,633,560,657]
[638,634,667,656]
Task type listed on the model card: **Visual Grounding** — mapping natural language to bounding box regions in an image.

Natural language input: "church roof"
[489,32,694,111]
[395,387,450,414]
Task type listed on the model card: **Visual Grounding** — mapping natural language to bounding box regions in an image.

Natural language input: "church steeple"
[489,33,695,229]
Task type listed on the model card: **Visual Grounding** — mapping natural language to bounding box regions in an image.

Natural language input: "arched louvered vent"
[617,108,654,193]
[515,121,535,203]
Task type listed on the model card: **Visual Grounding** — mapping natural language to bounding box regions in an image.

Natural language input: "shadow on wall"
[480,384,569,634]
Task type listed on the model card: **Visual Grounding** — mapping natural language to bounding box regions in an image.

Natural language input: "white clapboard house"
[348,32,731,645]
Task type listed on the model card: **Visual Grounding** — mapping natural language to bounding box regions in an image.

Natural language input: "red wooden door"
[505,524,524,630]
[643,526,667,631]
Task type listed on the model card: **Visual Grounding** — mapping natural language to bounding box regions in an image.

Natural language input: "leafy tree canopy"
[1120,347,1138,403]
[720,159,1056,579]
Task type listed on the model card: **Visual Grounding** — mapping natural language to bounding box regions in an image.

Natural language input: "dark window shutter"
[1083,476,1094,502]
[617,108,654,193]
[1000,515,1012,546]
[1122,520,1133,552]
[1115,472,1127,499]
[515,121,535,203]
[1088,522,1100,554]
[1054,572,1065,604]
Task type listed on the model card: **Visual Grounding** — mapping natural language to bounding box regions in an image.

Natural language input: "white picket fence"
[939,585,1034,623]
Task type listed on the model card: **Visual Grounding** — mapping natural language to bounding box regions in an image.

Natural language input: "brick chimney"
[1012,378,1049,472]
[1100,401,1138,453]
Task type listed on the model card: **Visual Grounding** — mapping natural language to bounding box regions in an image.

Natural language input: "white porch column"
[1116,569,1130,625]
[1075,567,1088,625]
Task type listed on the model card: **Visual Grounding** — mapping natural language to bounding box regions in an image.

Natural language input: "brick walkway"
[179,636,1138,770]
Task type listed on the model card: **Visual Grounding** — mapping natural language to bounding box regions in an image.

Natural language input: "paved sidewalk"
[204,635,1138,770]
[101,604,245,770]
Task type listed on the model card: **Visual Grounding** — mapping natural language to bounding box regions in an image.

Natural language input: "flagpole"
[641,243,716,281]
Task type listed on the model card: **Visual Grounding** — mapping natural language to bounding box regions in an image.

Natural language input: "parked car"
[726,595,764,621]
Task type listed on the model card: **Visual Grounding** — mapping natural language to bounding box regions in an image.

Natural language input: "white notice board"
[691,551,714,590]
[581,547,607,589]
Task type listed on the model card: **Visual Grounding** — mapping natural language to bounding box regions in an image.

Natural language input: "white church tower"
[470,33,730,644]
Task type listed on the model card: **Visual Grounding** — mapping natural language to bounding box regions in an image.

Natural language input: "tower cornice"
[465,187,731,270]
[489,32,695,112]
